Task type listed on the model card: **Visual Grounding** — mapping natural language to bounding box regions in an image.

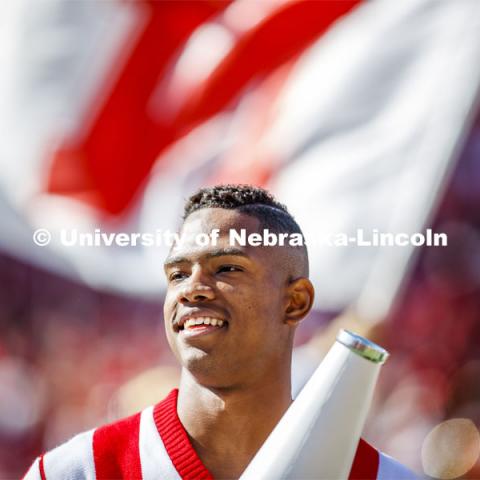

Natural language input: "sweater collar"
[153,389,214,480]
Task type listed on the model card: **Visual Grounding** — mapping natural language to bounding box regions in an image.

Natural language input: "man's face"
[163,208,294,388]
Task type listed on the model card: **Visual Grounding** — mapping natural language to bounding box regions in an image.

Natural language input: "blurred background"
[1,0,480,478]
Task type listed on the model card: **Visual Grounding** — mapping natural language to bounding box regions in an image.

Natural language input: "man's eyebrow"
[163,248,249,268]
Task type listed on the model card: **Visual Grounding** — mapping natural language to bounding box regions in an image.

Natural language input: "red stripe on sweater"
[93,412,142,479]
[39,455,46,480]
[153,389,213,480]
[349,438,380,480]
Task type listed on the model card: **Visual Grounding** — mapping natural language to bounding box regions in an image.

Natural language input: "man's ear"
[284,278,314,326]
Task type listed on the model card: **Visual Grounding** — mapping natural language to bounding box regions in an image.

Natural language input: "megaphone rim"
[336,329,389,364]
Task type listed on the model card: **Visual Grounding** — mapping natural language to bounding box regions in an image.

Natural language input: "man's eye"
[217,265,242,274]
[169,271,188,282]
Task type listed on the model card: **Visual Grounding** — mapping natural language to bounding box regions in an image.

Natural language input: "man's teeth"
[184,317,224,329]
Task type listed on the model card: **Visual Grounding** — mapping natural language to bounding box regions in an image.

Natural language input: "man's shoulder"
[24,390,180,479]
[23,409,147,480]
[377,450,418,480]
[23,428,96,480]
[351,439,417,480]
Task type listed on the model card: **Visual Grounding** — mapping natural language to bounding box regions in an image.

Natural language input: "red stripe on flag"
[178,0,362,128]
[47,0,361,215]
[348,438,380,480]
[93,412,142,479]
[48,0,231,215]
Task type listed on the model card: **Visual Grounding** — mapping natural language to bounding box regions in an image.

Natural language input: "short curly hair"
[183,184,304,239]
[183,184,309,276]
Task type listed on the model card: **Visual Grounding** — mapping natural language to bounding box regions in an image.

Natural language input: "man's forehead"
[164,208,260,265]
[181,208,260,235]
[164,246,250,268]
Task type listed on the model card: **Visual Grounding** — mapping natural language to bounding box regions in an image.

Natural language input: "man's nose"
[178,272,215,304]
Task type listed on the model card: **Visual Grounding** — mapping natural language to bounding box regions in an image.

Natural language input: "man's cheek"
[165,327,182,363]
[163,312,178,351]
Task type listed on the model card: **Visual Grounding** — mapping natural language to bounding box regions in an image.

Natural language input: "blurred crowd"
[0,266,170,477]
[365,114,480,477]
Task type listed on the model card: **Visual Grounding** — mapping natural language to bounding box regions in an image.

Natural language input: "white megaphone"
[240,329,389,480]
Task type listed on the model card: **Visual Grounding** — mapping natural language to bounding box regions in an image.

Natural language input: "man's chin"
[182,347,214,370]
[180,349,230,385]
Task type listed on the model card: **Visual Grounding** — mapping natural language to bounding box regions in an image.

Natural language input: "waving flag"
[1,0,479,316]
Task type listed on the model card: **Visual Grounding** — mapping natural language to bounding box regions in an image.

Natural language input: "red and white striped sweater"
[24,389,415,479]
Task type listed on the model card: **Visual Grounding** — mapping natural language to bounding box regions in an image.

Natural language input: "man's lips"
[181,322,228,338]
[174,310,229,333]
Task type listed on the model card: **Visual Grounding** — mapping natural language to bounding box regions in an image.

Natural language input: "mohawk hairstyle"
[183,184,305,240]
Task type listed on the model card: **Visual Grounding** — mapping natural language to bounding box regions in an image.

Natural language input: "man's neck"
[177,369,293,480]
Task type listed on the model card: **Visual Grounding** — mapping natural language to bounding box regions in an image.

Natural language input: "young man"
[25,185,415,479]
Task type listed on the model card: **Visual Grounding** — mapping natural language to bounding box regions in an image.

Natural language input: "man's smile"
[174,309,229,334]
[184,317,225,329]
[180,318,229,339]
